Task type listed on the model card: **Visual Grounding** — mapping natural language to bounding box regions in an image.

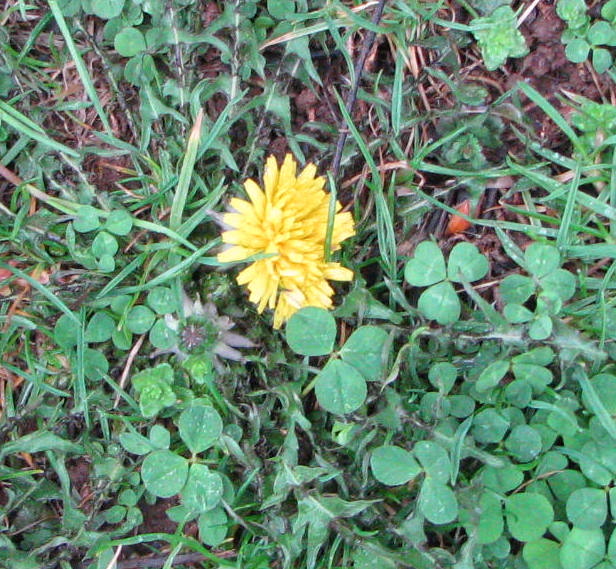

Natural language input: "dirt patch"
[136,496,181,535]
[516,2,608,102]
[82,154,135,193]
[507,2,613,149]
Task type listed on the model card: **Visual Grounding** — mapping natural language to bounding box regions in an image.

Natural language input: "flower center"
[178,318,219,354]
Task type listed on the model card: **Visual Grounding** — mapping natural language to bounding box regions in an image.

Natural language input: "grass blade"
[0,101,80,158]
[556,164,581,249]
[170,109,204,232]
[47,0,113,135]
[573,365,616,440]
[517,82,584,156]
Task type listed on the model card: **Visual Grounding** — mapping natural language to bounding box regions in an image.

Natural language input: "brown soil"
[510,1,613,149]
[516,1,609,102]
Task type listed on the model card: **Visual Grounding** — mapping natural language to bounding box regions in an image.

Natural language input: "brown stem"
[331,0,388,180]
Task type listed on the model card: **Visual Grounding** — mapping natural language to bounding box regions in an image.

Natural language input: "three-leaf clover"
[286,308,391,416]
[557,0,616,74]
[121,404,226,517]
[499,242,576,340]
[404,241,489,324]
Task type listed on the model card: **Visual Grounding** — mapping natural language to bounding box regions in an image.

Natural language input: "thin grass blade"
[47,0,113,135]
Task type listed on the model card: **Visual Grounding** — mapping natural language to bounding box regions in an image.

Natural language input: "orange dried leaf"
[446,200,472,235]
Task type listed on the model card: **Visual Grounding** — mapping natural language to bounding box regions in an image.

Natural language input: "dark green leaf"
[419,478,458,525]
[73,205,100,233]
[500,274,535,304]
[525,242,561,277]
[126,305,156,334]
[340,325,389,381]
[505,425,543,462]
[114,27,146,57]
[198,507,228,547]
[178,404,223,454]
[560,528,605,569]
[447,242,488,283]
[428,362,457,395]
[404,241,446,287]
[418,281,460,324]
[523,539,562,569]
[414,441,451,484]
[84,312,115,343]
[181,464,223,513]
[0,431,82,459]
[566,487,608,529]
[472,408,510,444]
[475,360,509,392]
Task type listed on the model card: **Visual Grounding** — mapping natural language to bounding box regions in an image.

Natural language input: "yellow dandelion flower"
[218,153,355,328]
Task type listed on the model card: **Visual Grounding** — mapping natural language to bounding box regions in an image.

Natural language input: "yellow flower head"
[218,154,355,328]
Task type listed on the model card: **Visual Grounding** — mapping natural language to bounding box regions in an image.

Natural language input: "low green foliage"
[500,242,576,339]
[286,307,390,415]
[557,0,616,74]
[404,241,489,324]
[2,0,616,568]
[470,5,528,70]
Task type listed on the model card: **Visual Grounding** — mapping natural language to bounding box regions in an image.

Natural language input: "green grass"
[1,1,616,569]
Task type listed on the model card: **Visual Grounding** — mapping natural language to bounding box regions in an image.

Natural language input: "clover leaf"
[557,0,589,30]
[500,242,576,338]
[403,241,446,287]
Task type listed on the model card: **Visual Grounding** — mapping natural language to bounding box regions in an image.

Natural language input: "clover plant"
[557,0,616,74]
[499,242,576,340]
[285,307,391,416]
[570,98,616,152]
[119,402,230,546]
[404,241,489,324]
[68,206,133,273]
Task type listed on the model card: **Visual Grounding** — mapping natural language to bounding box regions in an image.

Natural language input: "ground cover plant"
[1,0,616,568]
